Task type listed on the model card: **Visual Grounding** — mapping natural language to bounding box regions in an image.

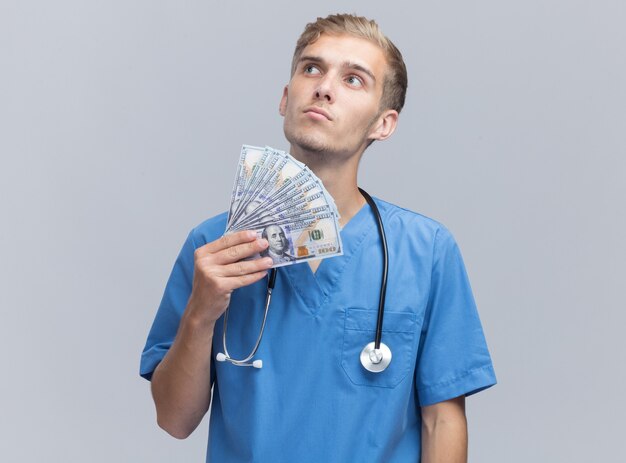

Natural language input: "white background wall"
[1,1,624,461]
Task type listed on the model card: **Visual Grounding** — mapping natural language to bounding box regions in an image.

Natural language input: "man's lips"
[303,106,332,121]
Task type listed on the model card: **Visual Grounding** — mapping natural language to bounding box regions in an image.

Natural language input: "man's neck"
[289,146,367,227]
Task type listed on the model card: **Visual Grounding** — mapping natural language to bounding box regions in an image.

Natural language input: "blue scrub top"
[141,198,496,462]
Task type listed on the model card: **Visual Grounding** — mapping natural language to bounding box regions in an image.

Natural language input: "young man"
[141,14,496,462]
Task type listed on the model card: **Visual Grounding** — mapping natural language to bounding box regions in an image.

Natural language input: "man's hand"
[151,230,273,439]
[186,230,274,325]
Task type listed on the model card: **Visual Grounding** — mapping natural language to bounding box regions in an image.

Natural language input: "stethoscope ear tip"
[216,352,263,369]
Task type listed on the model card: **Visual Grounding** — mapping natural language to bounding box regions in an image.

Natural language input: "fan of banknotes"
[225,145,343,268]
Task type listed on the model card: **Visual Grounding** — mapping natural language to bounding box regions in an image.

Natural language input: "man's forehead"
[298,33,387,75]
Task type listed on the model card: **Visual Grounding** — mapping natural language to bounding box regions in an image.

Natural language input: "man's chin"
[286,132,331,154]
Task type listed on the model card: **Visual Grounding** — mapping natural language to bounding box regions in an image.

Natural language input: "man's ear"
[279,85,289,116]
[367,109,399,142]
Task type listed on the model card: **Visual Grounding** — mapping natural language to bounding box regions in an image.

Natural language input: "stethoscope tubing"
[219,268,277,367]
[358,187,388,349]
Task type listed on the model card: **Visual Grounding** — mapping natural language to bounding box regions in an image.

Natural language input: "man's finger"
[201,230,257,254]
[227,270,271,291]
[214,238,269,264]
[218,257,274,278]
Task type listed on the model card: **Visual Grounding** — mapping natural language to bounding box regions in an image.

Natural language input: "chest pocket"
[341,308,418,388]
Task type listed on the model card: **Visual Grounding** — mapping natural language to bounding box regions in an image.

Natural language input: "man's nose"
[314,74,335,103]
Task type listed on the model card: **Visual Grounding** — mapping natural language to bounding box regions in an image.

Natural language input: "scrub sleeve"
[140,229,216,384]
[415,227,497,406]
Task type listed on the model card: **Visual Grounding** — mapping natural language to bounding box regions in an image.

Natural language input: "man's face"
[280,33,394,159]
[266,225,287,254]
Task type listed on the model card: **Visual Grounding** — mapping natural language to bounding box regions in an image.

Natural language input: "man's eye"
[304,65,321,75]
[346,75,363,87]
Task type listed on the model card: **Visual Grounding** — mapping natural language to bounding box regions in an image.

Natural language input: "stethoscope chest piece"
[360,341,392,373]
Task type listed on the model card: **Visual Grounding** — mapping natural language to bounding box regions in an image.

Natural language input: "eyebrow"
[298,55,377,83]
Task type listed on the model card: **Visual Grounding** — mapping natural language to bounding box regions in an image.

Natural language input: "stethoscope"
[216,188,391,373]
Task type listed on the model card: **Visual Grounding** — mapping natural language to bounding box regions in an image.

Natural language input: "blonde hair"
[291,14,408,113]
